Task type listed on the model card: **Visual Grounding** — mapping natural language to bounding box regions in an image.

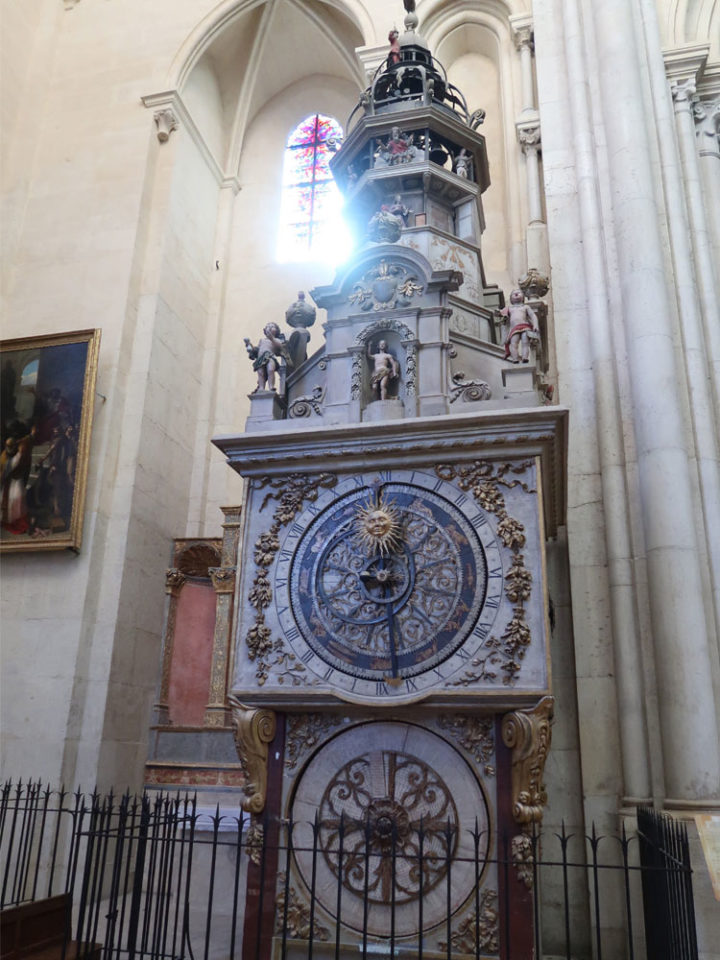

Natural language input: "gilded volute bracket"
[501,696,554,825]
[230,699,277,814]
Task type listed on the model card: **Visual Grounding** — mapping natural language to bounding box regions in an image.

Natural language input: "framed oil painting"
[0,329,101,553]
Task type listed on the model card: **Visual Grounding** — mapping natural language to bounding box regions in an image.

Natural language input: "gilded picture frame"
[0,329,101,553]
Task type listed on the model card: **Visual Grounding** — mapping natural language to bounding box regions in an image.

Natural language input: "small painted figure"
[454,148,471,178]
[374,127,416,167]
[367,339,400,401]
[495,290,540,364]
[244,322,290,392]
[387,195,410,224]
[388,29,401,66]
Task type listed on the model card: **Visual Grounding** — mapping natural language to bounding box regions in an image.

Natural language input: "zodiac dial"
[274,469,504,700]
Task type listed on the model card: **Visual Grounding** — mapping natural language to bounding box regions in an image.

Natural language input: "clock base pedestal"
[362,398,405,421]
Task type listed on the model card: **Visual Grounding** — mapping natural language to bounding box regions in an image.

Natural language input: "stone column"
[517,122,543,225]
[559,0,652,805]
[203,507,242,727]
[154,568,185,725]
[660,73,720,659]
[694,97,720,278]
[591,0,720,803]
[670,75,720,410]
[511,18,536,113]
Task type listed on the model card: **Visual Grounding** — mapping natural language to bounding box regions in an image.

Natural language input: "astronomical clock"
[213,4,566,956]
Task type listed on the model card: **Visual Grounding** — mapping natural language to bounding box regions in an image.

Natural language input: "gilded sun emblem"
[354,493,403,556]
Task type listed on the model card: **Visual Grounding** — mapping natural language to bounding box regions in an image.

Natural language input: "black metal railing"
[0,782,699,960]
[637,806,698,960]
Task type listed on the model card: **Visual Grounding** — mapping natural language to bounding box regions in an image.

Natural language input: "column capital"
[509,14,534,52]
[693,97,720,158]
[517,120,541,153]
[209,565,237,594]
[165,567,185,596]
[153,108,179,143]
[670,77,697,106]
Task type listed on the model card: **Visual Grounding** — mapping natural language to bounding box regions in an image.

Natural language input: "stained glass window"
[277,114,352,263]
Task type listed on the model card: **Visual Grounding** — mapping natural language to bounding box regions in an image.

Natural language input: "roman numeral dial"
[275,469,505,699]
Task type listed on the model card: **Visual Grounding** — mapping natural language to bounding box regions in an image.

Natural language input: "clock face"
[274,468,503,700]
[289,720,491,938]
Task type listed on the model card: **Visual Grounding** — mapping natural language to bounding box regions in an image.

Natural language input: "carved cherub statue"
[494,289,540,364]
[367,339,400,401]
[244,322,290,392]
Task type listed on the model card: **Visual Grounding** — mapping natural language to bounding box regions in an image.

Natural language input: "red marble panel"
[167,581,216,726]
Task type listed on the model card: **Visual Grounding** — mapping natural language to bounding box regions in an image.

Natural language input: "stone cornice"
[663,42,710,84]
[213,406,568,536]
[697,62,720,100]
[140,90,241,193]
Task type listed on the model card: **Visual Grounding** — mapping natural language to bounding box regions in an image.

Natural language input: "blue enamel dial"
[275,470,503,697]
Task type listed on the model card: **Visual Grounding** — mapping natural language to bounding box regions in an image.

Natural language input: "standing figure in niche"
[454,148,471,179]
[368,339,399,401]
[244,322,290,392]
[495,290,540,364]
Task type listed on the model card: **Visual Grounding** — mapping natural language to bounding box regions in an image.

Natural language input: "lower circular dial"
[289,721,491,938]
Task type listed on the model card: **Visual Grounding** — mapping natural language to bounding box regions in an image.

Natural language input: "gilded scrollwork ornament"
[244,472,337,685]
[501,696,554,825]
[437,460,535,685]
[230,701,277,814]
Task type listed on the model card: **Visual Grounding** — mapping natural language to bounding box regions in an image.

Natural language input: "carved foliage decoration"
[512,833,535,888]
[275,881,330,941]
[245,473,337,685]
[285,714,342,770]
[502,696,554,825]
[245,818,264,866]
[436,460,535,685]
[438,715,495,776]
[230,701,276,814]
[438,889,499,953]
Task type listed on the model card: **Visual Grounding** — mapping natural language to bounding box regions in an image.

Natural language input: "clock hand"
[375,552,401,683]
